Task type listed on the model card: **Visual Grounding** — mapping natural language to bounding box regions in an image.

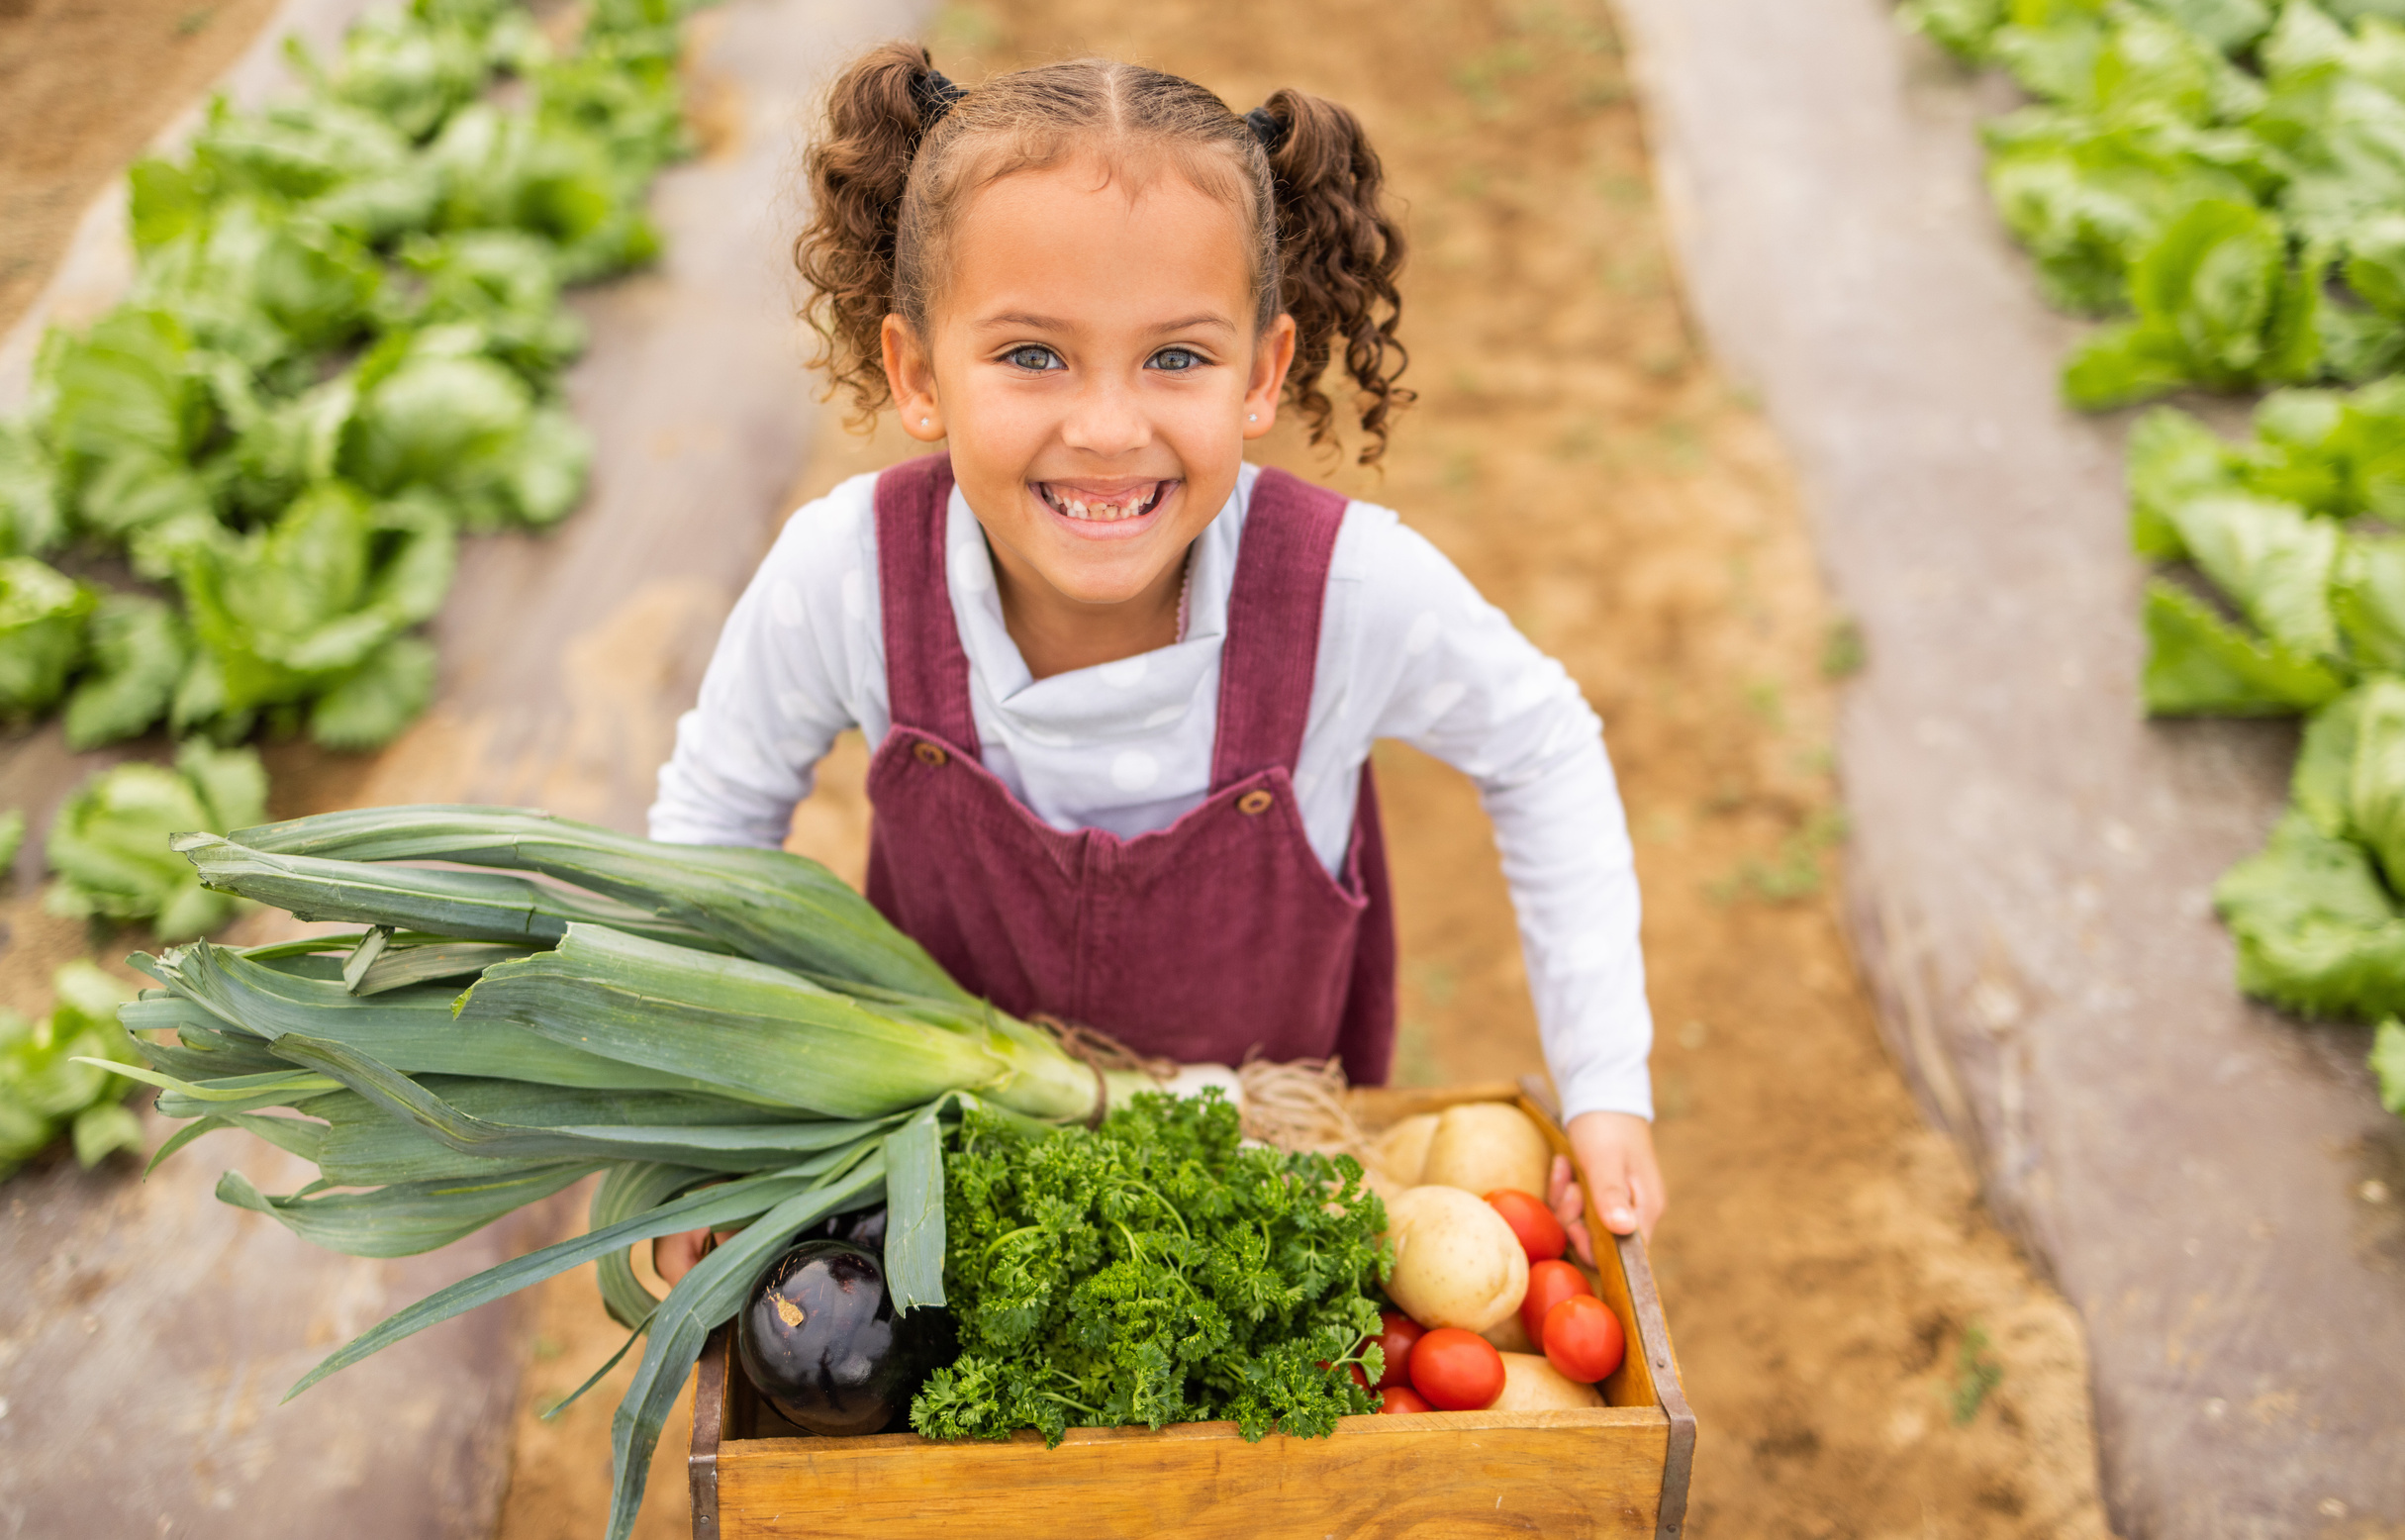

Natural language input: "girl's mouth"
[1034,480,1175,525]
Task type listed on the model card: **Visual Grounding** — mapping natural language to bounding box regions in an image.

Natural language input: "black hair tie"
[1244,105,1287,153]
[913,67,965,131]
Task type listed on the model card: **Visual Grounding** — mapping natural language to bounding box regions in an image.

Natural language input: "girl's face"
[882,156,1296,624]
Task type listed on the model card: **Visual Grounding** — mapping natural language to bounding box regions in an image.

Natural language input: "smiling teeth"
[1042,484,1163,522]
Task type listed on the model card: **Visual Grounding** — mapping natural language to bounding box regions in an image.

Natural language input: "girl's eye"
[1005,345,1062,372]
[1149,347,1206,372]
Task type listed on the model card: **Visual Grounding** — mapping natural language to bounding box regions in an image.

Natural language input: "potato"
[1373,1112,1438,1188]
[1383,1185,1529,1333]
[1359,1163,1407,1205]
[1492,1352,1604,1411]
[1481,1310,1535,1355]
[1420,1103,1552,1202]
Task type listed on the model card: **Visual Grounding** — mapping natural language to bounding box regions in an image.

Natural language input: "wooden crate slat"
[717,1409,1670,1538]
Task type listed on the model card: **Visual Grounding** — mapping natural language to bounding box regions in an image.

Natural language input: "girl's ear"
[882,313,946,441]
[1242,313,1299,442]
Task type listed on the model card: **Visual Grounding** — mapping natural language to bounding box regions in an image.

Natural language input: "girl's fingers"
[651,1225,715,1287]
[1591,1170,1640,1237]
[1547,1153,1580,1220]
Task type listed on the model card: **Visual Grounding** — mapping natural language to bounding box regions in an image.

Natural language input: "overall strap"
[874,453,980,749]
[1210,467,1350,789]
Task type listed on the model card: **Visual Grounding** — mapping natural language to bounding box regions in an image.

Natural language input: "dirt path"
[497,2,2116,1537]
[0,0,283,334]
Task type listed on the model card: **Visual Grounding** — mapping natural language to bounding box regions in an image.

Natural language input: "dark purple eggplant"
[807,1203,888,1253]
[736,1239,947,1436]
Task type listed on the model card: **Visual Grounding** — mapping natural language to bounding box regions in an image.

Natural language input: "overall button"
[914,742,949,767]
[1236,789,1274,816]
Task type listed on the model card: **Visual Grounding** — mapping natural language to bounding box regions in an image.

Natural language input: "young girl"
[649,43,1663,1275]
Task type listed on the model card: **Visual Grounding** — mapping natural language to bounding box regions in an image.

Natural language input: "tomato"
[1486,1189,1568,1263]
[1407,1326,1506,1411]
[1380,1385,1435,1414]
[1519,1258,1595,1345]
[1542,1294,1627,1384]
[1367,1310,1425,1391]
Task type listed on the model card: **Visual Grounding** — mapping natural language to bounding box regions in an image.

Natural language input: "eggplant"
[807,1203,888,1252]
[736,1239,948,1436]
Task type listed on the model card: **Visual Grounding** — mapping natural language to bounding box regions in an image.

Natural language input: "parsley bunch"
[909,1089,1389,1445]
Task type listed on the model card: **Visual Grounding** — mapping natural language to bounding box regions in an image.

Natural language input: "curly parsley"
[909,1089,1389,1445]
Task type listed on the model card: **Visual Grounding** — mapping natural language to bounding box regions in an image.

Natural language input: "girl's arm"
[1348,516,1663,1246]
[648,478,882,847]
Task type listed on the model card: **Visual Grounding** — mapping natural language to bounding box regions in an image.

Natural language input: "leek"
[118,805,1151,1539]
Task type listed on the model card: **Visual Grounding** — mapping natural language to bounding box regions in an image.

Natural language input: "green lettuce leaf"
[0,420,67,557]
[2215,809,2405,1017]
[1984,111,2274,316]
[0,961,142,1178]
[309,635,436,750]
[174,482,452,742]
[340,337,590,529]
[2334,536,2405,669]
[2373,1017,2405,1114]
[2293,684,2368,836]
[45,741,268,939]
[2165,492,2342,653]
[2348,675,2405,890]
[0,557,94,721]
[429,104,658,282]
[2128,404,2237,556]
[1904,0,2020,59]
[2141,576,2347,714]
[42,307,213,470]
[398,231,588,383]
[320,9,492,142]
[2063,198,2325,407]
[63,594,194,750]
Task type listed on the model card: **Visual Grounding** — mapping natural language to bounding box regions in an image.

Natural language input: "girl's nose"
[1058,374,1152,458]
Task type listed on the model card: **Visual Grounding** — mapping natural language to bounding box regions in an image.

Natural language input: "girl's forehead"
[961,151,1243,230]
[946,159,1257,325]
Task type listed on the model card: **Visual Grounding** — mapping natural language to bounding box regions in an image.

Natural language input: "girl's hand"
[1546,1110,1665,1264]
[652,1226,716,1287]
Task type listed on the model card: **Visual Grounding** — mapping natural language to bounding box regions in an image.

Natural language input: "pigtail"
[794,42,947,425]
[1257,88,1412,466]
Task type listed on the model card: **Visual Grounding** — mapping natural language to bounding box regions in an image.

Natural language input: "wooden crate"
[689,1076,1694,1539]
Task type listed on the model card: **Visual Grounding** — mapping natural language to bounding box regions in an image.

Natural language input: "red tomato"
[1520,1258,1596,1345]
[1485,1189,1568,1263]
[1542,1295,1627,1384]
[1408,1327,1506,1411]
[1367,1310,1425,1391]
[1380,1385,1434,1414]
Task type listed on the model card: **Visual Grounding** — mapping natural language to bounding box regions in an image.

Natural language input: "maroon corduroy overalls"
[860,454,1396,1084]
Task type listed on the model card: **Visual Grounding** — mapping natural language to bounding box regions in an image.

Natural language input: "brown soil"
[0,0,2121,1531]
[0,0,283,335]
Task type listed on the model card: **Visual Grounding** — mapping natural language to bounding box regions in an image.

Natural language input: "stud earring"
[1247,414,1257,423]
[920,418,930,428]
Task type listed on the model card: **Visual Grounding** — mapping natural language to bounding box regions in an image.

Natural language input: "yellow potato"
[1358,1163,1407,1205]
[1382,1185,1528,1333]
[1482,1310,1535,1355]
[1420,1102,1552,1201]
[1492,1353,1604,1411]
[1373,1112,1438,1188]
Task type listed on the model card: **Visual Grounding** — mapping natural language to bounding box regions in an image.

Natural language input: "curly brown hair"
[794,44,1411,464]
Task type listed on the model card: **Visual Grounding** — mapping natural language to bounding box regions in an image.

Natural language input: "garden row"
[0,0,710,1178]
[1900,0,2405,1112]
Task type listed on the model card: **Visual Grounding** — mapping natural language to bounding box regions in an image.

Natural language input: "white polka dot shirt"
[649,464,1655,1121]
